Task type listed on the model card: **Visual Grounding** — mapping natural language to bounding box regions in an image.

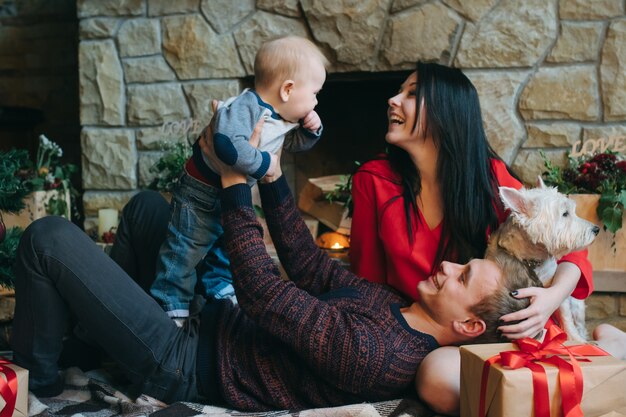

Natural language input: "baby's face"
[281,59,326,123]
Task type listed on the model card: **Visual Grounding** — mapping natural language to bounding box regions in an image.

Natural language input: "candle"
[98,208,119,239]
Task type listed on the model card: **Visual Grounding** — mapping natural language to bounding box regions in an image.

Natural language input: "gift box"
[0,359,28,417]
[298,176,351,235]
[460,330,626,417]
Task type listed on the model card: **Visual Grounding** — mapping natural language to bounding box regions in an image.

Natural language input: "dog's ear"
[536,176,547,189]
[499,186,532,215]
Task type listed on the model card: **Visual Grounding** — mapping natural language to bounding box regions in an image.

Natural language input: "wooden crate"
[2,189,71,229]
[570,194,626,273]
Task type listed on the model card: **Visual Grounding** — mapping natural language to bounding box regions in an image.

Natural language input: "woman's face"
[385,72,420,147]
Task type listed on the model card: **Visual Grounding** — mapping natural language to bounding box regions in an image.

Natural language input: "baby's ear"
[279,80,295,102]
[499,186,533,216]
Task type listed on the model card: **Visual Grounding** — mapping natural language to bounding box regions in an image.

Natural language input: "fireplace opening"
[293,70,411,196]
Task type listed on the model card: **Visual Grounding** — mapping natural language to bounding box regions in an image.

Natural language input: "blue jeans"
[11,192,203,402]
[151,172,234,318]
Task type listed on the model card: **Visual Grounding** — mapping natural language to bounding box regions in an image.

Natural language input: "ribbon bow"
[478,325,608,417]
[0,358,18,417]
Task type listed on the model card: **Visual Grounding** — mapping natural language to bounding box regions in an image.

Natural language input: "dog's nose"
[592,226,600,236]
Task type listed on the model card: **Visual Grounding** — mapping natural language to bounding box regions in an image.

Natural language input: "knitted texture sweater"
[200,176,438,411]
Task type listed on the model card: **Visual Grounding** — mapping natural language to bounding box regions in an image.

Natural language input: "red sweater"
[349,158,593,301]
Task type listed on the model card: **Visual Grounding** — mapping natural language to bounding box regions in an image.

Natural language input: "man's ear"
[453,318,486,339]
[279,80,295,102]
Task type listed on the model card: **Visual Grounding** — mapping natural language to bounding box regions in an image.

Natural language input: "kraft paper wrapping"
[0,362,28,417]
[460,343,626,417]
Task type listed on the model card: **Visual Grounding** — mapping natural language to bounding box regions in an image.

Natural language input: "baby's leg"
[415,346,461,415]
[593,324,626,360]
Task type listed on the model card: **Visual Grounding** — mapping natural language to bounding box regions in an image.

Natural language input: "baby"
[151,36,329,323]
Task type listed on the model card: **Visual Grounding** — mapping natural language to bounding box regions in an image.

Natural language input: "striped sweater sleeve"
[220,180,385,390]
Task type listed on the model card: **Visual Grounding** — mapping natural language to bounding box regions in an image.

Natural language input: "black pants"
[11,191,202,402]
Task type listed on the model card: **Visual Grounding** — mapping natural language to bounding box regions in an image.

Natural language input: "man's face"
[417,259,502,327]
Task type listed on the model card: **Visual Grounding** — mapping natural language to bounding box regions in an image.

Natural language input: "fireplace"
[292,71,410,197]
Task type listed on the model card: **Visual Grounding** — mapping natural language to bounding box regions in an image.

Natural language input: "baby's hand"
[265,153,279,178]
[302,110,321,133]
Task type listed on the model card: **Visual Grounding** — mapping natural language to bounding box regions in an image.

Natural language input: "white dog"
[485,178,600,342]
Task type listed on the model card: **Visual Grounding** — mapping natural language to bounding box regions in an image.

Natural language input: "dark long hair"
[388,62,508,273]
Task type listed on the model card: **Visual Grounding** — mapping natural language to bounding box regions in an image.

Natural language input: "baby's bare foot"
[593,324,626,360]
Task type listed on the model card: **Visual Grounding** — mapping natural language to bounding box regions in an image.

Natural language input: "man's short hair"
[469,256,543,344]
[254,36,329,90]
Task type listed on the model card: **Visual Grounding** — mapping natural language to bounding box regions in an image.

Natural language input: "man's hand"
[198,100,266,187]
[302,110,321,133]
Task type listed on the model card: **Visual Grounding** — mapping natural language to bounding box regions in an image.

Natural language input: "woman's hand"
[498,262,581,339]
[498,286,563,339]
[198,100,266,187]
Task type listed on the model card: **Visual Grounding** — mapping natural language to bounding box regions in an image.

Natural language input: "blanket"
[28,368,438,417]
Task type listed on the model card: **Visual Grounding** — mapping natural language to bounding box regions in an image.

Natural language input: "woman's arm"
[498,262,581,339]
[349,170,387,283]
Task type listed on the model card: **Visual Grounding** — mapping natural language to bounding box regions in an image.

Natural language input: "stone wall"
[78,0,626,219]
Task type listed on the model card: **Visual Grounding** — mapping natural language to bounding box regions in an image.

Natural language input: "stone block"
[620,295,626,316]
[586,294,617,320]
[441,0,497,22]
[138,151,164,188]
[511,149,568,186]
[201,0,255,33]
[466,70,528,163]
[547,21,604,63]
[524,123,582,148]
[83,190,137,216]
[123,56,176,83]
[391,0,428,13]
[77,0,144,18]
[601,19,626,121]
[79,40,124,126]
[519,66,599,121]
[455,0,557,68]
[257,0,301,17]
[382,2,462,66]
[80,18,121,39]
[81,128,137,190]
[162,15,245,79]
[559,0,624,19]
[117,18,160,57]
[136,127,191,150]
[301,0,388,68]
[148,0,199,16]
[126,84,190,125]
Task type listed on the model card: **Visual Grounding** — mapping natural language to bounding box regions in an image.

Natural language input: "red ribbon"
[478,325,609,417]
[0,358,18,417]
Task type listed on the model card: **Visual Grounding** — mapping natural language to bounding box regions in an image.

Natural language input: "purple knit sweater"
[209,176,438,411]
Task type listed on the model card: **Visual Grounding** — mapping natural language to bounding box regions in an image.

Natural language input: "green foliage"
[0,136,79,219]
[0,149,32,213]
[0,226,23,289]
[541,150,626,234]
[148,141,192,192]
[324,161,361,217]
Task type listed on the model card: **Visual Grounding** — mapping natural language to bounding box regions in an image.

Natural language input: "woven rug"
[28,367,438,417]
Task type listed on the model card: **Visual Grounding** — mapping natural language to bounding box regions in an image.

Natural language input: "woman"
[10,120,536,410]
[349,62,593,414]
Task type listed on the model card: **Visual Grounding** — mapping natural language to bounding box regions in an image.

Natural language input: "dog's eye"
[563,211,569,217]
